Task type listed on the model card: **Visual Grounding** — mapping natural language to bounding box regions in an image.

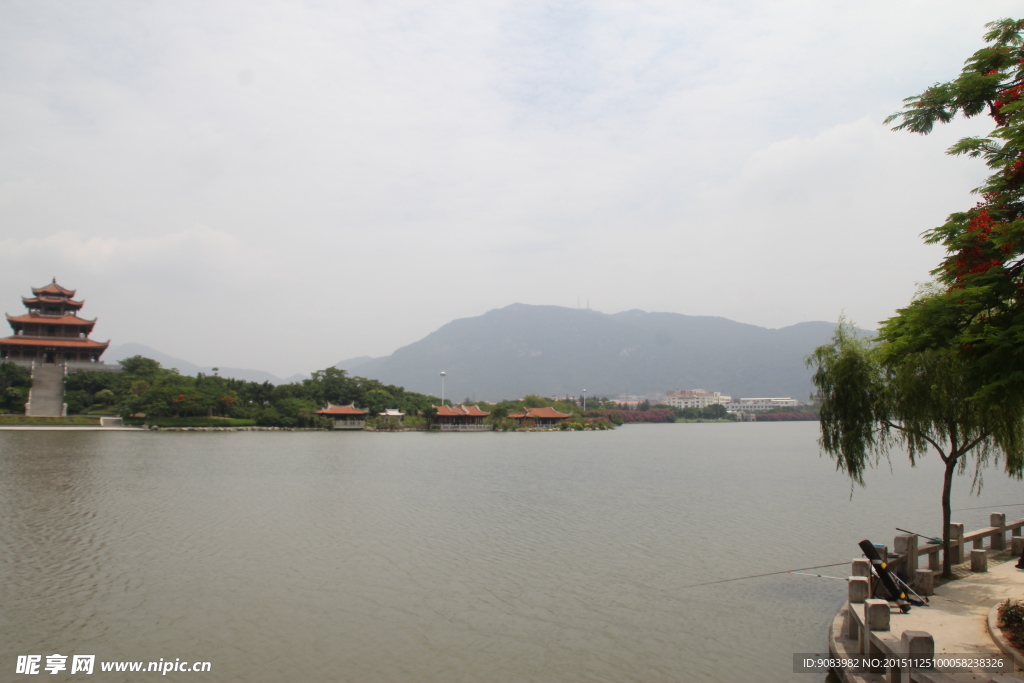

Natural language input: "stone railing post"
[914,569,934,596]
[948,523,964,565]
[927,545,941,571]
[900,631,933,683]
[894,533,918,579]
[971,548,988,573]
[991,512,1007,550]
[863,599,890,657]
[849,576,869,603]
[852,558,871,598]
[1012,536,1024,558]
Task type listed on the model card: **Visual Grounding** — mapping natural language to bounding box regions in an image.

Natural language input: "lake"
[2,423,1021,682]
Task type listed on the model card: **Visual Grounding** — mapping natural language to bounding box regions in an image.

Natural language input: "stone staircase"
[26,363,65,417]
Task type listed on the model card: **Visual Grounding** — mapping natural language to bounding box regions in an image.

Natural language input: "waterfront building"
[725,397,798,412]
[664,389,731,410]
[316,403,367,430]
[0,279,110,366]
[508,406,572,428]
[435,404,492,431]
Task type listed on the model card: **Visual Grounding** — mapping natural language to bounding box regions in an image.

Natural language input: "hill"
[337,304,854,401]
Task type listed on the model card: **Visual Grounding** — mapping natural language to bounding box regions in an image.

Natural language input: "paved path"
[831,552,1024,681]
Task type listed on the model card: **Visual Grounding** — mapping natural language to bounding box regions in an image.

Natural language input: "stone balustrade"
[835,512,1024,682]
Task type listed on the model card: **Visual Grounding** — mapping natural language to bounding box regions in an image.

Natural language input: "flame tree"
[811,19,1024,578]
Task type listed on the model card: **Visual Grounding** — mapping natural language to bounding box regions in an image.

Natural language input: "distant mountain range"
[106,305,858,400]
[104,343,306,385]
[335,304,856,402]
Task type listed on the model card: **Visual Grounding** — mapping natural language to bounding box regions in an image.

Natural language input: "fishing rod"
[895,527,942,544]
[953,503,1024,512]
[679,561,851,589]
[789,571,848,581]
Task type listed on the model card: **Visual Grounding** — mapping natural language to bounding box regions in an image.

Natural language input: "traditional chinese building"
[316,403,367,430]
[508,406,572,428]
[435,404,492,431]
[0,279,110,365]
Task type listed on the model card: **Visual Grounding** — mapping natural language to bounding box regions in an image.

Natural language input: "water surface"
[2,423,1021,682]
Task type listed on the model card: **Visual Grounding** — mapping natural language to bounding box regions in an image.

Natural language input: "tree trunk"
[941,457,957,578]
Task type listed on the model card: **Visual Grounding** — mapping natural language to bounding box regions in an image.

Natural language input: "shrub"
[999,599,1024,644]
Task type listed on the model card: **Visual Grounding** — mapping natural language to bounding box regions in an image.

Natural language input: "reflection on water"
[1,424,1021,682]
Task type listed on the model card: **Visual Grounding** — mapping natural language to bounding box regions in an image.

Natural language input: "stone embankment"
[829,514,1024,682]
[148,426,319,432]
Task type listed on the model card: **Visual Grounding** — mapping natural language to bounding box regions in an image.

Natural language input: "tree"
[881,18,1024,405]
[809,321,1024,577]
[118,355,162,377]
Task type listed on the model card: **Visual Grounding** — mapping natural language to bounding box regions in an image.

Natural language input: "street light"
[583,389,586,411]
[440,371,446,406]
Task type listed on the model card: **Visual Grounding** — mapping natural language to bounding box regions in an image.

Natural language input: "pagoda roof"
[32,279,76,297]
[0,336,109,349]
[7,313,96,326]
[316,403,367,416]
[23,296,84,308]
[508,407,572,419]
[436,404,490,417]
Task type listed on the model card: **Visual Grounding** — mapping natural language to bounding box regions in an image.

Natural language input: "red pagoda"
[0,279,110,365]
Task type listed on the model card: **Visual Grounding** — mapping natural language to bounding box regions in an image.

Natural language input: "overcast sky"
[0,1,1016,377]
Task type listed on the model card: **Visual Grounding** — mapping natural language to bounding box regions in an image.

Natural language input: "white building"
[664,390,731,410]
[725,397,798,412]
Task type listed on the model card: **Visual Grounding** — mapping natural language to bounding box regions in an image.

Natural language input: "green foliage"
[0,362,31,413]
[0,415,98,425]
[808,322,887,485]
[881,18,1024,406]
[809,320,1024,576]
[118,355,162,377]
[60,356,435,432]
[999,599,1024,644]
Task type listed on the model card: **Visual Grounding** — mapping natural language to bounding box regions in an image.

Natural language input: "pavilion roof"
[0,337,109,349]
[436,404,490,417]
[316,403,367,416]
[508,407,572,419]
[7,313,96,326]
[31,279,76,297]
[23,296,84,308]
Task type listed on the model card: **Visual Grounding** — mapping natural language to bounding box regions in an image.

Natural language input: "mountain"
[337,304,853,401]
[104,343,306,384]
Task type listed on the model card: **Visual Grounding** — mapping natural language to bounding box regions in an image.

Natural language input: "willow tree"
[809,321,1024,577]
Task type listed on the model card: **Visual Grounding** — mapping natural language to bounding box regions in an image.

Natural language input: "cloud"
[0,227,255,281]
[0,1,1020,375]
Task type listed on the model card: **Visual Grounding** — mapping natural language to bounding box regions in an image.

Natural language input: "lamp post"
[440,371,446,406]
[582,389,586,412]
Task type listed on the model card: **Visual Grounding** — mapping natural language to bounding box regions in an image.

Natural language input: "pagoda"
[0,279,110,365]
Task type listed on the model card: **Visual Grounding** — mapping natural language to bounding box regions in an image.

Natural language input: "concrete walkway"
[830,552,1024,681]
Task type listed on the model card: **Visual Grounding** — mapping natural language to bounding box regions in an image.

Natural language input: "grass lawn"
[0,415,101,425]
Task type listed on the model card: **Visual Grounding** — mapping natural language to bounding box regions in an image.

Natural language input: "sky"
[0,1,1018,377]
